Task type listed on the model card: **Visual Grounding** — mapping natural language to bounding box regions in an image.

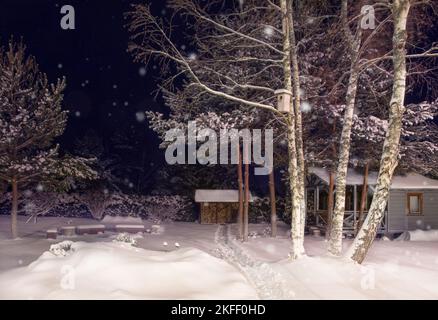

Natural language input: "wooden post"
[353,184,357,232]
[11,177,18,239]
[356,162,369,235]
[243,141,249,242]
[237,143,244,239]
[326,171,335,239]
[269,169,277,237]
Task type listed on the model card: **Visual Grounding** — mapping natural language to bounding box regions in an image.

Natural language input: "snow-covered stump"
[115,225,145,234]
[60,226,76,237]
[46,229,58,239]
[76,225,105,235]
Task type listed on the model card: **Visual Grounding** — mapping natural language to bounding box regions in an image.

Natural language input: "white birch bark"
[287,0,306,253]
[281,0,303,259]
[347,0,411,263]
[328,0,362,256]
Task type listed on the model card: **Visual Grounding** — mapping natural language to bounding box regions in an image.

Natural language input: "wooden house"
[195,189,254,224]
[306,167,438,234]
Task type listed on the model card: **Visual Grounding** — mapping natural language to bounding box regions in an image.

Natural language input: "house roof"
[308,167,438,190]
[194,189,254,202]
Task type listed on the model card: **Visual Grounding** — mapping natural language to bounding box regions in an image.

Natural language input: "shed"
[306,167,438,234]
[194,189,254,224]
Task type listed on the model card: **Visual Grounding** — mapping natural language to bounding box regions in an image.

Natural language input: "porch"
[306,170,387,235]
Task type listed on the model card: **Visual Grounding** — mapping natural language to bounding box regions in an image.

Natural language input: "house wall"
[199,202,238,224]
[388,189,438,232]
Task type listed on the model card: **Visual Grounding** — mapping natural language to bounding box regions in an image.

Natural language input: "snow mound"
[102,216,143,224]
[0,242,257,300]
[397,229,438,241]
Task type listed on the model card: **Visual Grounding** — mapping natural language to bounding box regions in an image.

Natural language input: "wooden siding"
[199,202,238,224]
[388,189,438,232]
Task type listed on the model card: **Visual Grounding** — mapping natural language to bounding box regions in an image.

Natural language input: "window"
[318,189,328,211]
[407,193,423,215]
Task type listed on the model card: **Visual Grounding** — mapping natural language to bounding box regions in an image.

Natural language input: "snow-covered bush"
[0,190,195,222]
[250,197,271,223]
[143,195,195,222]
[113,233,138,246]
[49,241,75,257]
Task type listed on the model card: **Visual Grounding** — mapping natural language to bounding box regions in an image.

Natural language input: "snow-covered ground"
[1,215,438,299]
[0,241,257,299]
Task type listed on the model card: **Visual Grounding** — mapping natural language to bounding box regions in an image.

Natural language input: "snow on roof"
[195,189,254,202]
[308,167,438,190]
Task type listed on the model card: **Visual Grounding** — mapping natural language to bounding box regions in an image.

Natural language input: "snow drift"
[396,229,438,241]
[0,241,257,300]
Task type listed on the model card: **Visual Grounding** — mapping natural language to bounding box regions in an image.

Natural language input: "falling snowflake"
[136,111,146,122]
[36,184,44,192]
[301,101,312,113]
[74,111,81,117]
[188,52,197,61]
[124,101,129,106]
[139,67,147,76]
[112,102,117,107]
[113,84,118,89]
[263,26,274,37]
[23,190,33,197]
[57,63,63,69]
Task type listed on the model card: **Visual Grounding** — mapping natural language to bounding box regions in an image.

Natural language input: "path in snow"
[213,225,296,299]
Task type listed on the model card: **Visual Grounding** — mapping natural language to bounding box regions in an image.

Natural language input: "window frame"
[407,192,423,216]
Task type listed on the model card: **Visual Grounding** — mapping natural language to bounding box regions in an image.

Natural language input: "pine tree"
[0,40,97,238]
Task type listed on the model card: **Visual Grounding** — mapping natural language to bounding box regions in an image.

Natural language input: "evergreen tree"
[0,40,97,238]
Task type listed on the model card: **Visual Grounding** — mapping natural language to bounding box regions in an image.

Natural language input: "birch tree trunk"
[328,0,361,256]
[237,143,244,239]
[269,170,277,237]
[355,162,369,235]
[11,177,18,239]
[243,141,250,242]
[328,66,359,255]
[347,0,411,264]
[287,0,306,252]
[280,0,303,259]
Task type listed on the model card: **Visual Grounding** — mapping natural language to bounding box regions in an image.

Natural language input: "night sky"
[1,1,437,192]
[0,0,168,166]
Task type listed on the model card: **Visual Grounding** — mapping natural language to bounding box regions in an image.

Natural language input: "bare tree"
[127,0,306,256]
